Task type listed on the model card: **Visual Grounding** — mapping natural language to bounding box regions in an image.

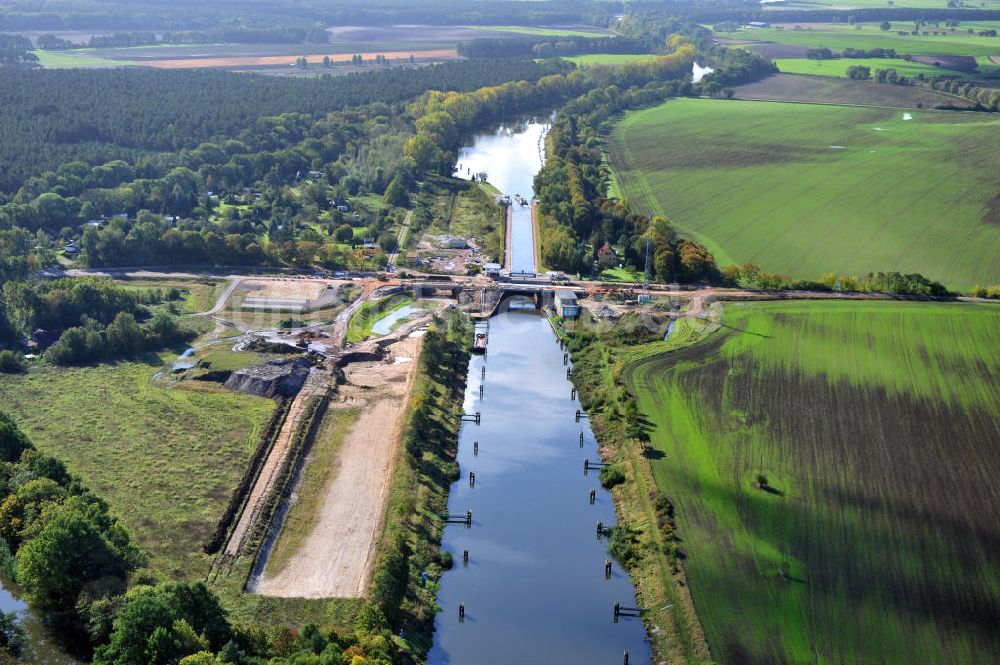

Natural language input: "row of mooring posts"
[454,339,638,663]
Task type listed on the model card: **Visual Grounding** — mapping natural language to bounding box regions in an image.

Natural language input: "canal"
[430,120,651,664]
[455,119,545,274]
[0,577,78,664]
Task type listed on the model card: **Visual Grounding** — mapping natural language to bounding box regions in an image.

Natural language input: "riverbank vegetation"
[364,310,471,658]
[558,313,718,662]
[609,301,1000,664]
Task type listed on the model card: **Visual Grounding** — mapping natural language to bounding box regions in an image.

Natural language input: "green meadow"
[607,97,1000,289]
[31,49,133,68]
[623,300,1000,665]
[775,56,966,78]
[564,53,656,67]
[0,354,275,578]
[718,24,1000,57]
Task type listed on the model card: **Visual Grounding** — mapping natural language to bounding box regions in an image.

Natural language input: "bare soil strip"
[223,371,329,557]
[258,335,422,598]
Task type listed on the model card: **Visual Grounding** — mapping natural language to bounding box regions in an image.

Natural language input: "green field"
[0,355,275,578]
[607,97,1000,289]
[775,56,966,78]
[31,49,134,68]
[623,300,1000,664]
[719,24,1000,57]
[564,53,656,67]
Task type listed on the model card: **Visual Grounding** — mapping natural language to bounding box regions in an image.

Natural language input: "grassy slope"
[607,97,1000,289]
[0,354,275,578]
[718,25,1000,57]
[623,301,1000,664]
[775,56,968,77]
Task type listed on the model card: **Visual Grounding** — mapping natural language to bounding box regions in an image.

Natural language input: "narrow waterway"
[455,119,546,274]
[429,307,651,664]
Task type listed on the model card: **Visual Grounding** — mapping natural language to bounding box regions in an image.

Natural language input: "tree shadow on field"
[718,321,771,338]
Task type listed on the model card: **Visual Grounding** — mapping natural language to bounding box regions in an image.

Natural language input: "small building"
[63,243,81,256]
[554,289,580,319]
[484,263,502,278]
[445,236,467,249]
[747,21,770,28]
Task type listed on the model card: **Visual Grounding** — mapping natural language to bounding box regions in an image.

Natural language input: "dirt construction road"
[258,335,421,598]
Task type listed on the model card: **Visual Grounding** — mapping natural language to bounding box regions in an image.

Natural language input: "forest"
[0,59,567,192]
[0,0,619,32]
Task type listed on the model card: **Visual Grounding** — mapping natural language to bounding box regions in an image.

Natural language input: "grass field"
[607,97,1000,289]
[718,24,1000,57]
[31,49,135,68]
[563,53,656,67]
[0,354,275,578]
[775,56,966,78]
[623,300,1000,664]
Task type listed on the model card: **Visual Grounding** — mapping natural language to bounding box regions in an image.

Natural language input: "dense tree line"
[873,68,1000,110]
[0,59,566,192]
[457,35,650,59]
[695,43,777,91]
[0,411,145,653]
[0,0,616,32]
[403,71,594,176]
[534,39,724,278]
[720,262,951,296]
[0,278,195,364]
[0,34,37,67]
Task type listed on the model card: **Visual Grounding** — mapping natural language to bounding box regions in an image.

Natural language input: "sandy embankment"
[258,334,422,598]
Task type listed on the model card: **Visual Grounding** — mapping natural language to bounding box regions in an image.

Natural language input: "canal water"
[455,119,546,274]
[0,577,78,664]
[429,307,651,664]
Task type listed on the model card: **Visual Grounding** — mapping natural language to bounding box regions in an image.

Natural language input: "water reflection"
[0,577,79,664]
[428,308,651,665]
[455,120,547,274]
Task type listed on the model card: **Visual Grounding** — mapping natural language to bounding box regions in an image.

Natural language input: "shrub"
[0,350,25,374]
[600,464,626,489]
